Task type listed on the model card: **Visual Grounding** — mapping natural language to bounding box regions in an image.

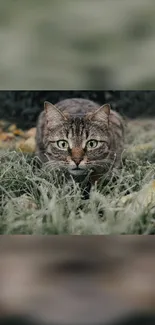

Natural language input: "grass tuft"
[1,119,155,234]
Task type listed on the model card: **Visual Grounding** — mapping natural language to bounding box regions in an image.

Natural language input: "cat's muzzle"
[69,167,88,177]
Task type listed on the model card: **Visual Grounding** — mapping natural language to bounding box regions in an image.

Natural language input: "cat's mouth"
[69,167,88,176]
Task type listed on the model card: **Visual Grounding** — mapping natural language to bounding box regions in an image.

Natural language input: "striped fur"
[36,98,125,183]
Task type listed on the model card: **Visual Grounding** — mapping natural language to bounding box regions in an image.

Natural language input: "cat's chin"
[69,168,88,176]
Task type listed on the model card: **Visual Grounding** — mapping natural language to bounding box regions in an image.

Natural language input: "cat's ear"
[99,104,111,116]
[86,104,111,122]
[44,101,67,127]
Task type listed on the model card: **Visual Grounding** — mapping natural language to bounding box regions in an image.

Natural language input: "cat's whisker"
[86,161,113,168]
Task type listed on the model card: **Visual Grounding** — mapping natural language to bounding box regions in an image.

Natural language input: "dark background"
[0,91,155,129]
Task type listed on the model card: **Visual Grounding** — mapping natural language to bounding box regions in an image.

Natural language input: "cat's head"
[43,101,113,179]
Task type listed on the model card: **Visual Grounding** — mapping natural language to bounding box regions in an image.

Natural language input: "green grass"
[1,119,155,234]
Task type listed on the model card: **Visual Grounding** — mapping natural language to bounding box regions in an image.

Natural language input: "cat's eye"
[57,140,69,150]
[86,140,98,150]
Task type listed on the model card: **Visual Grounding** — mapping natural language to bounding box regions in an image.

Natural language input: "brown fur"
[36,98,125,184]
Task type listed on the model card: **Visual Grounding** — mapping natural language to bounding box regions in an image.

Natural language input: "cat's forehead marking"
[67,129,73,148]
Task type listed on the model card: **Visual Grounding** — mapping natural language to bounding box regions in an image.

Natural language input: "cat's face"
[43,102,112,179]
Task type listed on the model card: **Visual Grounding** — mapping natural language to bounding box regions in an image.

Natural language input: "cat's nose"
[72,157,83,166]
[71,148,85,166]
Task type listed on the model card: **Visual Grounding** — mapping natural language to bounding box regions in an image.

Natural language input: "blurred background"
[1,236,155,325]
[0,0,155,89]
[0,90,155,129]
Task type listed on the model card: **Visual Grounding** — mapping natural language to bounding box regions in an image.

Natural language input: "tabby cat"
[36,98,125,184]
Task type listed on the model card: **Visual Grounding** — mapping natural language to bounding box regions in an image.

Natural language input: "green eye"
[57,140,69,150]
[86,140,98,150]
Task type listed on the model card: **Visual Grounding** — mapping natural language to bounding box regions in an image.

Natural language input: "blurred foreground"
[1,236,155,325]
